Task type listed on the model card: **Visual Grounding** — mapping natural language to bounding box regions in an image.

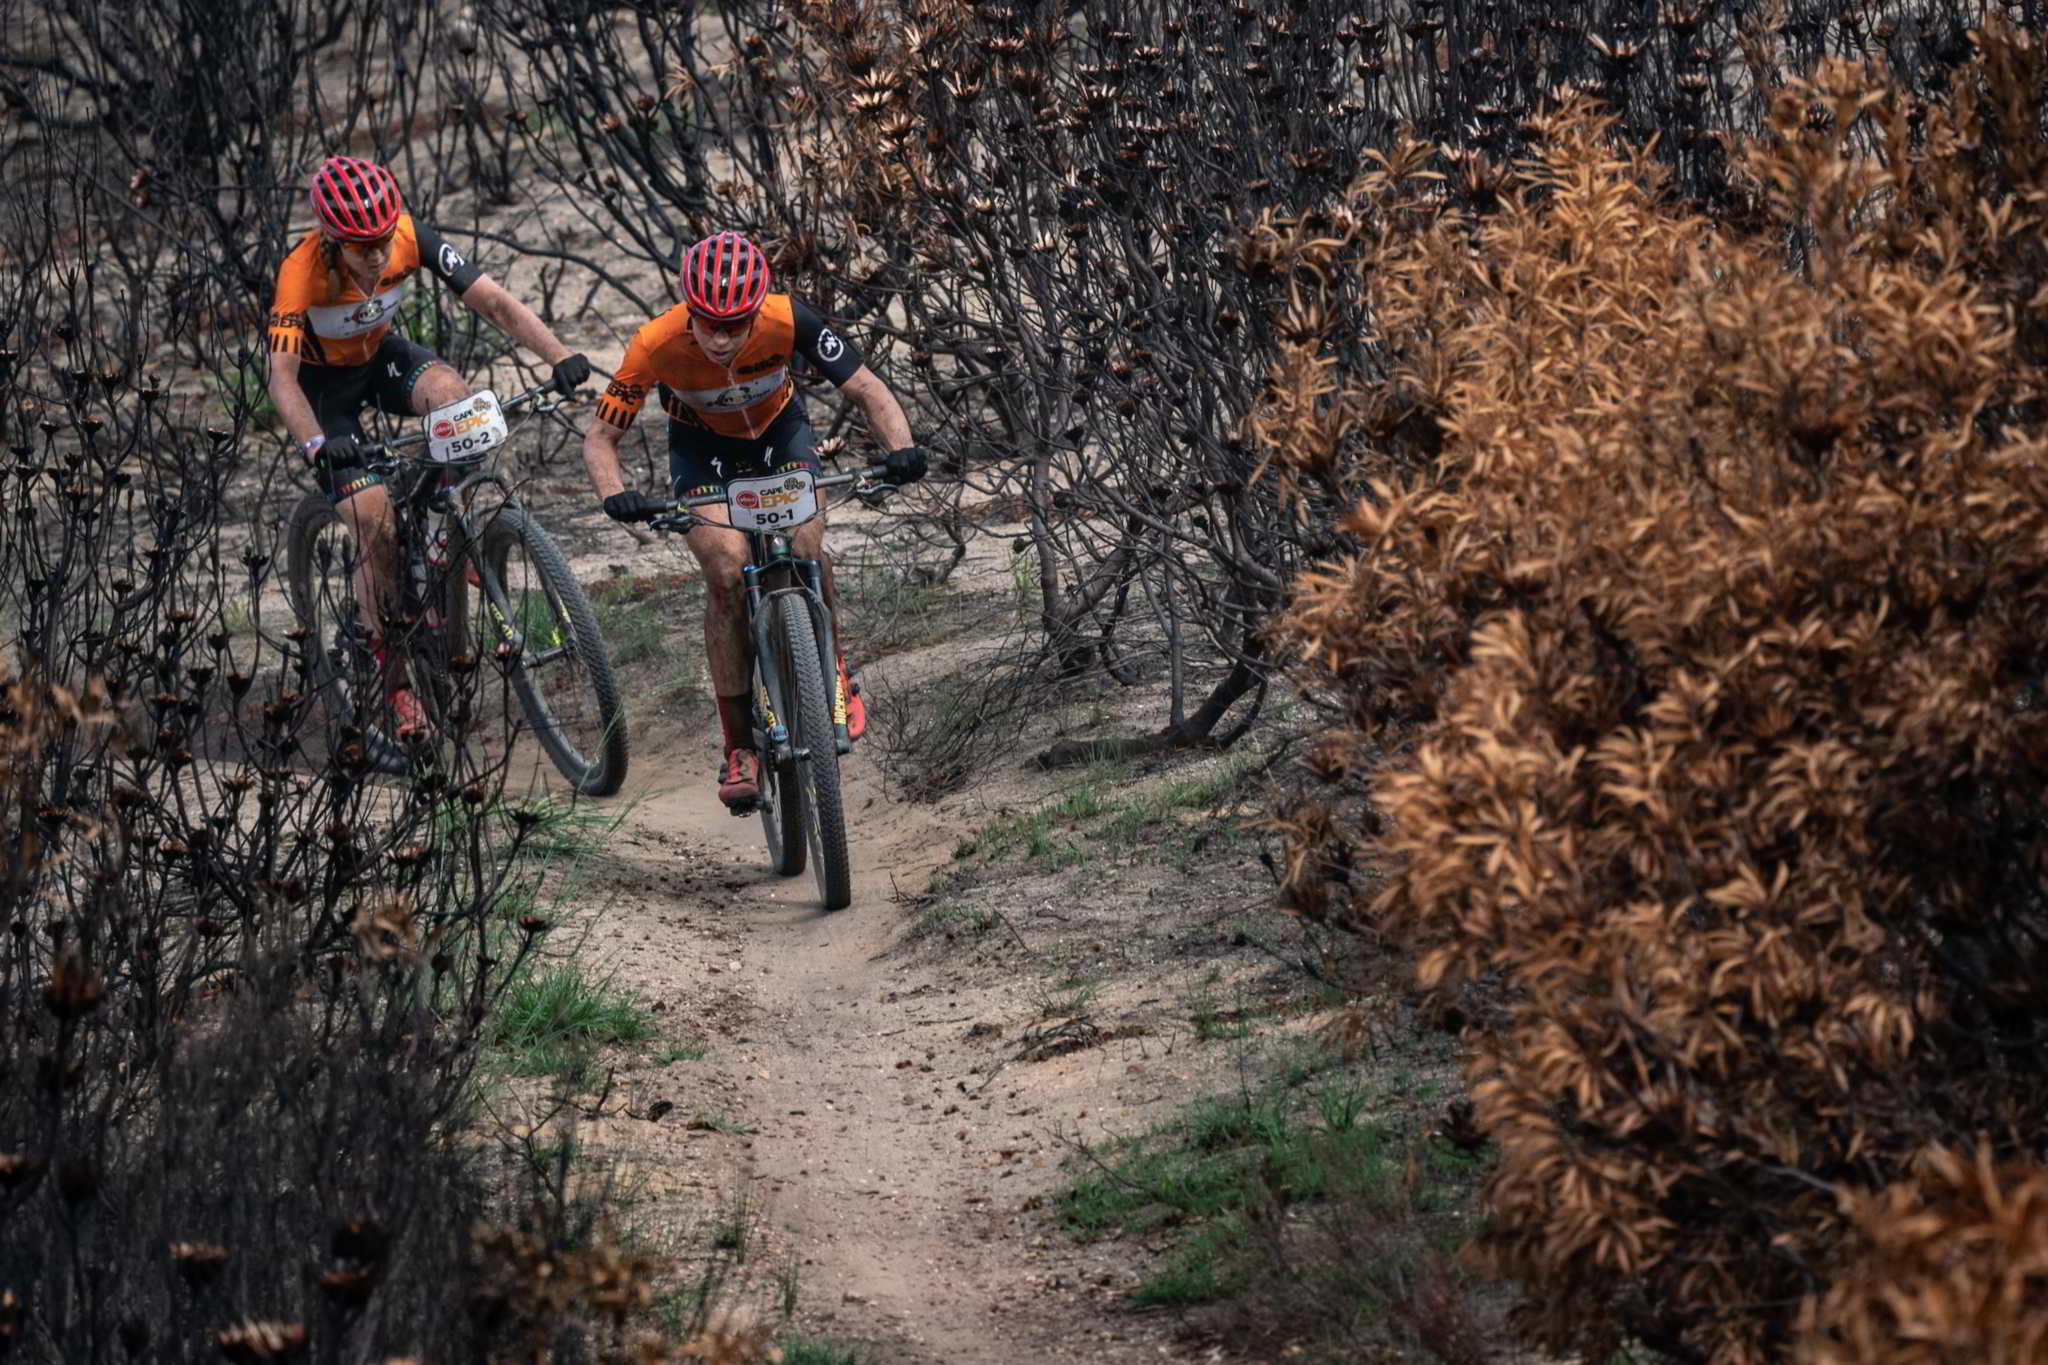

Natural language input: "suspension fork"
[743,538,846,758]
[743,560,793,760]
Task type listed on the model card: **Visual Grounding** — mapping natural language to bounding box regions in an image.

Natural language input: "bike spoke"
[451,509,626,796]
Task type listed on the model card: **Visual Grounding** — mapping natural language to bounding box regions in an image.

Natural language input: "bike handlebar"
[643,467,893,533]
[358,382,562,472]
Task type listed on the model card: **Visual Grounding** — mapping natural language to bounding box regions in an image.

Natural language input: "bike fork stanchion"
[745,571,793,761]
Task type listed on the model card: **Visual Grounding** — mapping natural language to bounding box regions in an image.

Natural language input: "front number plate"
[726,470,819,531]
[424,389,508,463]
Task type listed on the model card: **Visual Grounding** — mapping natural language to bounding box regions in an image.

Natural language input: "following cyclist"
[580,230,926,809]
[267,154,592,738]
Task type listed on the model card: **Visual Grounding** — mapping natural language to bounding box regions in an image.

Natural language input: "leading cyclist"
[580,230,926,809]
[267,154,591,737]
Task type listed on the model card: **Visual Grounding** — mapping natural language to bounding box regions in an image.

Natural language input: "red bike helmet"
[310,156,403,242]
[681,231,771,320]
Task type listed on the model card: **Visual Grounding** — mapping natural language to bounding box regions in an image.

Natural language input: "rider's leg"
[684,509,755,735]
[684,511,762,806]
[325,471,423,735]
[405,361,468,413]
[774,411,837,614]
[357,333,467,423]
[361,342,465,734]
[670,426,764,755]
[334,480,399,660]
[299,358,392,650]
[790,494,834,609]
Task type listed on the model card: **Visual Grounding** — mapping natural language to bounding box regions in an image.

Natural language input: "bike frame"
[652,468,878,763]
[364,385,559,668]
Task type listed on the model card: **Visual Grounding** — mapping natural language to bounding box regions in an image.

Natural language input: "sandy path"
[582,725,1200,1363]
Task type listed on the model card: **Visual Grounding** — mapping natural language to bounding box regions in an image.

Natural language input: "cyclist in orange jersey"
[581,230,926,809]
[267,155,591,738]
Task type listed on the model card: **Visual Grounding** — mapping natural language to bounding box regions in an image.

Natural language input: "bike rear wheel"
[449,505,629,796]
[282,491,408,775]
[771,594,851,910]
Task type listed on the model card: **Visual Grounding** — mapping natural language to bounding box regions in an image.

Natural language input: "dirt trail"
[574,723,1204,1364]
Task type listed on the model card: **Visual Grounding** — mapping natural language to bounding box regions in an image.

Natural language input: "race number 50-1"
[726,470,820,531]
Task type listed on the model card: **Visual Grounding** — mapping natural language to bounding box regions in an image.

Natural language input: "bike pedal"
[726,799,758,817]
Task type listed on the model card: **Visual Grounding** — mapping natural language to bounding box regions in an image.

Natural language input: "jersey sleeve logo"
[438,243,466,276]
[595,377,646,427]
[816,328,845,362]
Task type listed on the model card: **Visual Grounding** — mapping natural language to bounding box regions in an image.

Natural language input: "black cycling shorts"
[667,400,823,501]
[297,332,444,437]
[296,333,444,501]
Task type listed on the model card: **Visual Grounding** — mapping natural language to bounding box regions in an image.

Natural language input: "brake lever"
[852,473,894,509]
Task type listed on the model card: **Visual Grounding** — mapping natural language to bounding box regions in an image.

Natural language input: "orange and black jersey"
[595,295,865,441]
[267,215,482,368]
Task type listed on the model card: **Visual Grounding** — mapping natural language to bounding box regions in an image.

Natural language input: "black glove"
[602,489,664,524]
[881,444,928,486]
[551,353,592,395]
[307,433,361,471]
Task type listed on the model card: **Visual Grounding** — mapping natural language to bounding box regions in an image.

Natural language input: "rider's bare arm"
[459,274,574,366]
[835,365,913,452]
[581,416,631,501]
[266,350,324,447]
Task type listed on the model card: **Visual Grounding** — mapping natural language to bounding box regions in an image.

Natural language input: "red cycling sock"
[716,693,752,754]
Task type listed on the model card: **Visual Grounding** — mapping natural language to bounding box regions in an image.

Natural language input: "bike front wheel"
[770,595,850,910]
[450,505,629,796]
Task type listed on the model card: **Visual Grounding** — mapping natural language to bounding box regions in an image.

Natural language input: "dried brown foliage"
[471,1214,664,1353]
[1795,1144,2048,1365]
[1272,28,2048,1365]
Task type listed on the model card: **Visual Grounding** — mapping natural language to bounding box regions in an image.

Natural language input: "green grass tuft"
[1060,1076,1487,1307]
[490,961,653,1081]
[588,572,705,704]
[909,901,1002,941]
[781,1336,873,1365]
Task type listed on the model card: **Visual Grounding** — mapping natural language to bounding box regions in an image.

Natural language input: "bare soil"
[516,500,1360,1363]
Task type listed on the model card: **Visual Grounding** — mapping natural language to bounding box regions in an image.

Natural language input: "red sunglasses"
[330,230,396,252]
[690,310,756,335]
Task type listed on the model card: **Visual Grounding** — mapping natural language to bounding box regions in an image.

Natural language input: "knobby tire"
[457,505,629,796]
[775,595,851,910]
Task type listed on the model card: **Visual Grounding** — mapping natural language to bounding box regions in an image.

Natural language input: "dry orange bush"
[1268,27,2048,1365]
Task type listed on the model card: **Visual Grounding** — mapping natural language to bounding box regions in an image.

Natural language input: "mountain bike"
[646,465,885,911]
[283,384,629,795]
